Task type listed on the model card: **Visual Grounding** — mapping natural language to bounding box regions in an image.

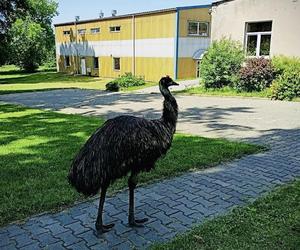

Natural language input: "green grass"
[152,180,300,250]
[177,86,272,98]
[0,103,262,226]
[0,65,155,94]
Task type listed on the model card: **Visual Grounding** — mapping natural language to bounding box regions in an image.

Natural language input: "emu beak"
[172,81,179,86]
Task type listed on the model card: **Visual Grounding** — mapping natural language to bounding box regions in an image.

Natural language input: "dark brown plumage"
[68,76,179,233]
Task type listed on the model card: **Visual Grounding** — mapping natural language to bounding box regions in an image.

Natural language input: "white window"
[64,56,70,67]
[110,26,121,32]
[188,21,209,36]
[94,57,99,69]
[245,21,272,57]
[63,30,70,35]
[113,57,120,71]
[78,29,86,35]
[91,28,100,34]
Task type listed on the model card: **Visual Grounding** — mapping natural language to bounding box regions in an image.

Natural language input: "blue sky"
[53,0,212,24]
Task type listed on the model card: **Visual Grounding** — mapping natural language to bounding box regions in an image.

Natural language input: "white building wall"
[211,0,300,57]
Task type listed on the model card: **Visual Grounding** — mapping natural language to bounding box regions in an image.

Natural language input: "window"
[78,29,86,35]
[113,57,120,70]
[245,21,272,57]
[93,57,99,69]
[110,26,121,32]
[63,30,70,35]
[188,21,209,36]
[65,56,70,67]
[91,28,100,34]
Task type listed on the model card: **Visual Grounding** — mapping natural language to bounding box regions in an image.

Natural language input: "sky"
[53,0,213,24]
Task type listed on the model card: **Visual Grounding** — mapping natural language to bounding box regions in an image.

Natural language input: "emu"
[68,76,179,233]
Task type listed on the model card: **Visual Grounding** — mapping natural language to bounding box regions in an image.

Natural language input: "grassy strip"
[0,65,155,94]
[177,86,271,98]
[152,180,300,250]
[0,104,262,226]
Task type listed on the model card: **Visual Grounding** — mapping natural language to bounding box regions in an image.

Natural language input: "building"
[211,0,300,57]
[54,5,211,82]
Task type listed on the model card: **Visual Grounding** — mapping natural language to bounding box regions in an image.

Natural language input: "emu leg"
[128,173,149,227]
[95,184,115,233]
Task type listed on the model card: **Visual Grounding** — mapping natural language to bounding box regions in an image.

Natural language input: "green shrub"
[271,56,300,100]
[112,72,145,88]
[105,82,120,92]
[200,38,245,88]
[235,58,274,92]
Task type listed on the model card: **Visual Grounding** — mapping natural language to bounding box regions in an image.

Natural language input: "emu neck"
[159,84,178,131]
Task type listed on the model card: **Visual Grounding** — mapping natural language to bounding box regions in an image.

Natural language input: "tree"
[0,0,58,68]
[9,17,47,72]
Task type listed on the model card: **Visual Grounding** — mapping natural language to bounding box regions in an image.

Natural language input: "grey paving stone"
[56,231,81,247]
[45,223,69,236]
[13,234,37,248]
[43,241,66,250]
[65,221,89,235]
[33,232,59,247]
[19,241,40,250]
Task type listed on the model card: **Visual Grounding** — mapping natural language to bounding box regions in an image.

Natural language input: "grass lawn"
[152,180,300,250]
[0,103,262,226]
[177,86,272,99]
[0,65,156,94]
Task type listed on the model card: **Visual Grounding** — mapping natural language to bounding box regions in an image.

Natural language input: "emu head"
[159,76,179,89]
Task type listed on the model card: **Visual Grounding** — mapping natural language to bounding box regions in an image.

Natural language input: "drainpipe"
[132,15,136,76]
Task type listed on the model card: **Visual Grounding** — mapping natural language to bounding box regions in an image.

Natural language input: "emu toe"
[95,223,115,233]
[129,217,149,227]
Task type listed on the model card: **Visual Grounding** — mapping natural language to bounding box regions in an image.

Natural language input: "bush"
[105,82,120,92]
[235,58,274,92]
[200,38,245,88]
[271,56,300,100]
[113,73,145,88]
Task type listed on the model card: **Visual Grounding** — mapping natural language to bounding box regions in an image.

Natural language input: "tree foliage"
[0,0,58,69]
[9,17,47,72]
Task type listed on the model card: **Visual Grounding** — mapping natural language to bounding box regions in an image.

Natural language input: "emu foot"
[95,223,115,233]
[129,217,149,227]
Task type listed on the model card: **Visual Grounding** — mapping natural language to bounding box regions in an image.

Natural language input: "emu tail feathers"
[68,151,104,197]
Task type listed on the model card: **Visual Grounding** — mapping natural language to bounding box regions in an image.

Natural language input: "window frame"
[63,30,71,35]
[90,27,100,34]
[187,21,209,37]
[77,29,86,35]
[110,26,121,33]
[93,57,99,69]
[64,56,70,67]
[113,57,120,71]
[245,21,272,57]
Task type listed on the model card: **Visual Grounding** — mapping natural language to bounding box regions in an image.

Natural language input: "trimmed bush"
[271,56,300,100]
[105,82,120,92]
[235,58,274,92]
[200,38,245,88]
[112,72,145,88]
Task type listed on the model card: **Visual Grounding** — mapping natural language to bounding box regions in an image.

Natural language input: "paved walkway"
[0,90,300,249]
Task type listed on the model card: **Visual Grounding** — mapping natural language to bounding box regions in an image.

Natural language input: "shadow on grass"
[0,71,100,85]
[0,103,262,226]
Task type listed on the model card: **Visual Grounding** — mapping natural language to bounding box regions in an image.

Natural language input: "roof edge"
[212,0,236,6]
[54,8,176,27]
[54,5,212,27]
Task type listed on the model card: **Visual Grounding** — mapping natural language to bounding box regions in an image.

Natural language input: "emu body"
[68,76,179,233]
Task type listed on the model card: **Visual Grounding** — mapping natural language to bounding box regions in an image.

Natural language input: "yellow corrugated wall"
[177,7,211,79]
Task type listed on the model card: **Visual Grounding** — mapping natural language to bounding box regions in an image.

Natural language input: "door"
[80,58,86,75]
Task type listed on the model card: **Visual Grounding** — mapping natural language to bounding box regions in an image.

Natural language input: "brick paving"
[0,91,300,249]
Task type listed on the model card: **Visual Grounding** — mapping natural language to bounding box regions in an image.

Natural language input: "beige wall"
[211,0,300,57]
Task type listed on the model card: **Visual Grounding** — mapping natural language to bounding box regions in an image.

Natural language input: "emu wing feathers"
[68,115,173,196]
